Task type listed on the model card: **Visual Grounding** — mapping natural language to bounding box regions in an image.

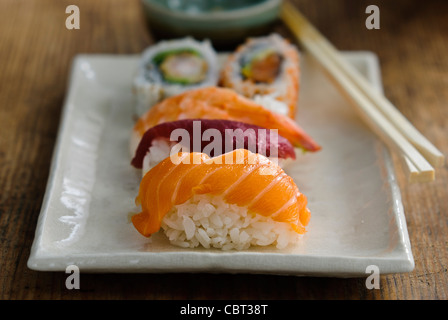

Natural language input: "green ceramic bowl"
[141,0,282,49]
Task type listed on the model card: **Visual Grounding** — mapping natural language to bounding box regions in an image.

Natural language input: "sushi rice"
[141,138,179,175]
[161,193,300,250]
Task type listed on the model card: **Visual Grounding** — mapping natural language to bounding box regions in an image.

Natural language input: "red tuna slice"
[131,119,296,169]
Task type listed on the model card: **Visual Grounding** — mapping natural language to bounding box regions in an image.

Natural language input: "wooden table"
[1,0,447,300]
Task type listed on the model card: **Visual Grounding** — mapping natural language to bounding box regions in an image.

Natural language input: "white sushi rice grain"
[142,139,188,176]
[253,94,290,117]
[160,194,300,250]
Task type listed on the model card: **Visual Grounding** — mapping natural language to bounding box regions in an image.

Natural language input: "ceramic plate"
[27,52,414,277]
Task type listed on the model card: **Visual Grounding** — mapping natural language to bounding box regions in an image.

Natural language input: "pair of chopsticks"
[280,1,445,183]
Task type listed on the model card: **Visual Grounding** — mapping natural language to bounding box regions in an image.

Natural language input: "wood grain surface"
[0,0,447,300]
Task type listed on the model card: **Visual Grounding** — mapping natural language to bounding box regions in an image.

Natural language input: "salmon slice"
[131,149,310,237]
[130,87,321,154]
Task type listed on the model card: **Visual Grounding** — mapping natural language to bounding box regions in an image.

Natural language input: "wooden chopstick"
[281,1,443,183]
[282,2,445,169]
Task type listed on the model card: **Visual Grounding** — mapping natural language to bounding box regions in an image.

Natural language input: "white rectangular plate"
[27,52,414,277]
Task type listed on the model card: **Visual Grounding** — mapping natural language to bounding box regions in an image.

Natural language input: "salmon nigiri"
[130,87,320,156]
[131,149,310,250]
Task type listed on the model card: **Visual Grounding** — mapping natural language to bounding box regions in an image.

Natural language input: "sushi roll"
[130,119,297,175]
[133,37,219,117]
[130,87,321,157]
[131,149,311,250]
[219,34,300,119]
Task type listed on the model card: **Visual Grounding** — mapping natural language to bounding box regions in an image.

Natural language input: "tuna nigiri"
[130,87,320,156]
[131,149,310,250]
[131,118,296,174]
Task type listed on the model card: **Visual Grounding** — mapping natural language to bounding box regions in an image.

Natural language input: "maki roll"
[131,149,311,250]
[133,37,219,117]
[219,34,300,119]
